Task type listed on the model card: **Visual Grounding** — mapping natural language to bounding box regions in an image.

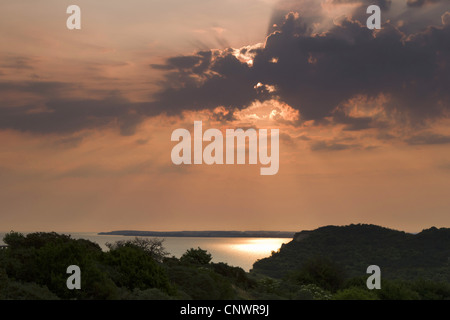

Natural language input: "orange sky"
[1,0,450,233]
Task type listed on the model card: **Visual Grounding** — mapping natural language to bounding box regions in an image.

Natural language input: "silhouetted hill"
[251,224,450,282]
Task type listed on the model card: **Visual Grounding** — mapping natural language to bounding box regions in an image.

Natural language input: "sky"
[0,0,450,233]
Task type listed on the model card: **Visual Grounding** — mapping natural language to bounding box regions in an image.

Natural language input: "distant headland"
[98,230,296,238]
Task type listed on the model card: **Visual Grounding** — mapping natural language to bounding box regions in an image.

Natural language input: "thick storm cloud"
[151,10,450,126]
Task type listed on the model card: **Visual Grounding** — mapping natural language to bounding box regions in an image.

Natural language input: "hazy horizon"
[0,222,439,235]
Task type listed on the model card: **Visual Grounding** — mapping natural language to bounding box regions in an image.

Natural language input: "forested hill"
[251,224,450,282]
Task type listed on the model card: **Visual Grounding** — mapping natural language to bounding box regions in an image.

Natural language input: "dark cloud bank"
[151,4,450,127]
[1,1,449,146]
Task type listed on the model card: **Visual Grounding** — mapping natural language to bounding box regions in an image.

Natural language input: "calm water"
[0,232,291,272]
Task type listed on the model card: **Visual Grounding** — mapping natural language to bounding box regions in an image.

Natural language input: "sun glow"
[234,99,300,124]
[228,238,287,255]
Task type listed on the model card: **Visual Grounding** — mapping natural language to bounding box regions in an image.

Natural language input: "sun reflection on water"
[227,238,287,255]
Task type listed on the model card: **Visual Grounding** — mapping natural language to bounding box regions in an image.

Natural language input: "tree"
[2,231,26,249]
[180,247,212,265]
[333,286,379,300]
[106,237,169,263]
[166,265,235,299]
[103,245,173,294]
[2,231,117,299]
[289,257,346,292]
[376,280,420,300]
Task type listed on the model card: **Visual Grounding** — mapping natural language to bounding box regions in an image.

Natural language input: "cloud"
[150,11,450,129]
[53,134,86,149]
[268,0,392,35]
[151,55,204,71]
[1,3,449,140]
[443,11,450,25]
[332,110,374,131]
[0,56,38,70]
[150,50,260,114]
[0,81,71,97]
[407,0,442,7]
[310,139,360,151]
[405,132,450,145]
[55,160,158,179]
[0,88,151,135]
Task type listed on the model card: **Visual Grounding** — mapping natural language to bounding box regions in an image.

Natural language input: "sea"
[0,232,291,272]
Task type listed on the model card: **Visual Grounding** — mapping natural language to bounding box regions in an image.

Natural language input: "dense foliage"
[252,224,450,282]
[0,224,449,300]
